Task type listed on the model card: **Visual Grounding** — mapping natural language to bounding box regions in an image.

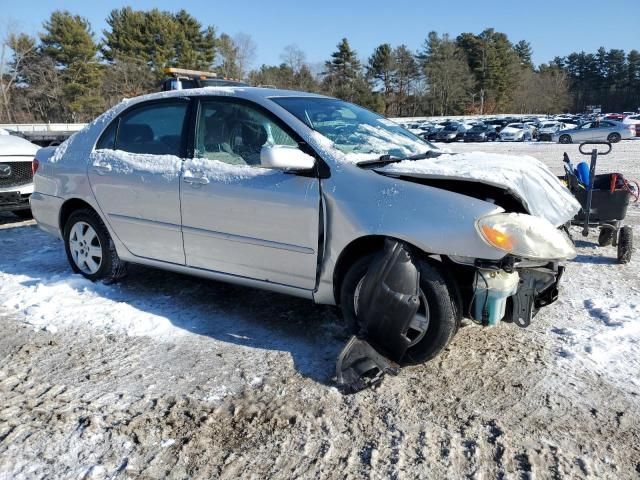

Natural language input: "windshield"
[541,123,557,128]
[470,125,488,132]
[506,123,524,129]
[272,97,434,162]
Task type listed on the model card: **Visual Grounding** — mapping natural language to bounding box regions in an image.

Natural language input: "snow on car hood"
[377,151,581,226]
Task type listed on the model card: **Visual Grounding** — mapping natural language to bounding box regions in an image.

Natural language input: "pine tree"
[392,45,420,116]
[456,29,521,112]
[41,10,104,121]
[323,38,363,102]
[103,8,216,76]
[367,43,395,113]
[418,32,473,115]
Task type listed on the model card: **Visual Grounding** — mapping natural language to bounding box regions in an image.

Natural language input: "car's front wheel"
[64,209,127,283]
[340,255,460,365]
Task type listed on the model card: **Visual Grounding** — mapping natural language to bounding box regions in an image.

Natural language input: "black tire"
[63,208,127,283]
[598,227,615,247]
[617,226,633,264]
[340,255,460,365]
[12,209,33,219]
[608,132,621,143]
[559,134,572,144]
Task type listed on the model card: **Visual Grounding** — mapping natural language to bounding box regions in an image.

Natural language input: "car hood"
[375,151,581,226]
[0,134,40,156]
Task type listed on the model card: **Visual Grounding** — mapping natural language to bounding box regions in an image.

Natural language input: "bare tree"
[280,44,306,73]
[233,32,256,80]
[0,21,36,122]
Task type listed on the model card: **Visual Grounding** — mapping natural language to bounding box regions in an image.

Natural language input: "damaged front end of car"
[336,172,578,393]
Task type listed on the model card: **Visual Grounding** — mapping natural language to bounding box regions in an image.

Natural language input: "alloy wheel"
[68,221,103,274]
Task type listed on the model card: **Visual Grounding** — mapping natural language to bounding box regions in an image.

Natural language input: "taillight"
[32,158,39,175]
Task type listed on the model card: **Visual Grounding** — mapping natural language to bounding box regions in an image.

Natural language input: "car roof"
[127,86,330,106]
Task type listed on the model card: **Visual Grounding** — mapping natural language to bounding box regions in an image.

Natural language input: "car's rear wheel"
[559,134,572,144]
[608,132,621,143]
[340,255,460,365]
[64,209,127,283]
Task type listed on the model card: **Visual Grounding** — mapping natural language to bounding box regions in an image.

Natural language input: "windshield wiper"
[357,150,442,167]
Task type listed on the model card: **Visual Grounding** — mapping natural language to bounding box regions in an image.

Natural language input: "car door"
[573,122,593,142]
[594,121,615,141]
[179,97,320,290]
[88,98,190,264]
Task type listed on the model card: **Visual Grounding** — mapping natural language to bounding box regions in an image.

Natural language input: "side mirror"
[260,145,315,171]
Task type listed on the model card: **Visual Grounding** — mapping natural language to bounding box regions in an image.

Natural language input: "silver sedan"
[552,120,635,143]
[30,87,577,365]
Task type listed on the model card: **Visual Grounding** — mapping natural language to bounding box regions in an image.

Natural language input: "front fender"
[314,164,505,305]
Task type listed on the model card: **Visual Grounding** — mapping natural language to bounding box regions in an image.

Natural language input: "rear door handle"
[183,175,210,185]
[92,163,112,175]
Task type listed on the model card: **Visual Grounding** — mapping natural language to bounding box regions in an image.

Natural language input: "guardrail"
[0,123,87,146]
[0,123,86,133]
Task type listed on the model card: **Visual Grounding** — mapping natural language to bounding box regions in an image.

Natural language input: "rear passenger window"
[116,101,188,156]
[96,120,117,150]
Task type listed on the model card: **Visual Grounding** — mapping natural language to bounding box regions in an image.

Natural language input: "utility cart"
[562,142,636,263]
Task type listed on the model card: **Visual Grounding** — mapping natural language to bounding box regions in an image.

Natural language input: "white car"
[537,121,566,141]
[623,115,640,137]
[499,123,534,142]
[0,133,40,218]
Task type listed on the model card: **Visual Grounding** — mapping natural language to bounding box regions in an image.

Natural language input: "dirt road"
[1,141,639,479]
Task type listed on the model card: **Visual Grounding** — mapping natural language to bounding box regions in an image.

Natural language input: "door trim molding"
[182,224,315,255]
[109,213,182,232]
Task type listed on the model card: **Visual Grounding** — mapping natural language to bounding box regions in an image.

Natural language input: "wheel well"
[332,236,465,319]
[332,236,386,305]
[333,235,440,305]
[59,198,97,233]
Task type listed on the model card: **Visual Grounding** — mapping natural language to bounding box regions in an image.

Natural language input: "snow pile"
[1,273,181,337]
[378,151,581,226]
[0,229,184,338]
[556,296,640,387]
[91,149,183,181]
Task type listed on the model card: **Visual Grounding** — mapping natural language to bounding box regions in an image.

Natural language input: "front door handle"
[92,163,112,175]
[183,175,210,185]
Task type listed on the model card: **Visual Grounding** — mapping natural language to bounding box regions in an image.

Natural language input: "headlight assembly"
[477,213,576,260]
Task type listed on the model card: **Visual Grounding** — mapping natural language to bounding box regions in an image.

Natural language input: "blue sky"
[4,0,638,68]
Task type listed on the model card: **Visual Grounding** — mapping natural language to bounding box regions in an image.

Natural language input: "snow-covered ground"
[1,140,639,478]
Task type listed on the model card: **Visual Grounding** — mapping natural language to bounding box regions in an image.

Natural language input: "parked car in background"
[623,114,640,137]
[0,131,40,218]
[552,120,635,143]
[537,121,566,141]
[603,114,625,122]
[483,119,509,132]
[463,124,498,142]
[499,123,535,142]
[434,123,466,142]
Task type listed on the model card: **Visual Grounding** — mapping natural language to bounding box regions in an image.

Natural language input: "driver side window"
[195,99,298,167]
